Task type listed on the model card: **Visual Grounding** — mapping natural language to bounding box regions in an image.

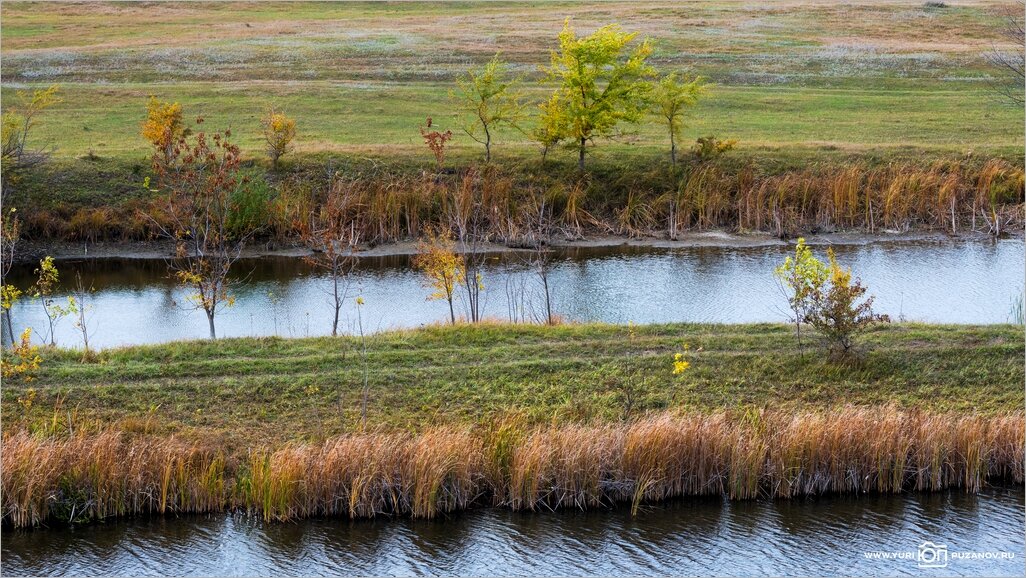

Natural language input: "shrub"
[693,135,736,161]
[1,328,42,382]
[261,107,296,171]
[805,249,890,357]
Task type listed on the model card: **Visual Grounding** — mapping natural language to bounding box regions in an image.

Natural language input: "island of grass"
[2,322,1023,527]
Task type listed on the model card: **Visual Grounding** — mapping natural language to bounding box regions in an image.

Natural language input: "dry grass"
[17,158,1022,244]
[3,406,1022,528]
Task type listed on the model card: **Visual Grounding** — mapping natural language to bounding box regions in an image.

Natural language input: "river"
[2,488,1022,576]
[3,238,1022,349]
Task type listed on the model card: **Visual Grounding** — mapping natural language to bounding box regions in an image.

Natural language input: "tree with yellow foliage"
[413,227,464,325]
[141,96,186,165]
[652,72,708,166]
[542,20,655,170]
[262,106,296,171]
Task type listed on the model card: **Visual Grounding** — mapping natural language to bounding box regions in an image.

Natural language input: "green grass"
[4,322,1022,445]
[3,81,1022,163]
[1,1,1022,163]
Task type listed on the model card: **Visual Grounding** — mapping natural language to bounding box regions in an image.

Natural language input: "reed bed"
[16,159,1024,244]
[3,407,1023,528]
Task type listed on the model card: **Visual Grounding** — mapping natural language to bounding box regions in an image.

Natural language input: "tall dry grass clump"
[1,430,225,527]
[3,408,1023,528]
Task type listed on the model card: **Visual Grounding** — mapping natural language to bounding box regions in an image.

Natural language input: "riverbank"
[2,322,1022,527]
[13,229,1015,264]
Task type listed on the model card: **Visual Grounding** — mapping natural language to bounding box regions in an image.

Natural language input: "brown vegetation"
[3,407,1022,528]
[14,158,1024,248]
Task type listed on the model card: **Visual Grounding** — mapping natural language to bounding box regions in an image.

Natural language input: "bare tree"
[986,1,1025,105]
[449,169,488,323]
[71,271,95,359]
[301,176,360,337]
[530,197,556,325]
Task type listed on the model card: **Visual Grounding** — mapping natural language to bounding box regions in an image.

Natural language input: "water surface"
[4,239,1022,348]
[2,489,1022,576]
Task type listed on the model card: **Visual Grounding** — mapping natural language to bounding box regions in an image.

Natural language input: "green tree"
[452,54,525,163]
[532,92,567,164]
[543,19,655,170]
[652,72,707,166]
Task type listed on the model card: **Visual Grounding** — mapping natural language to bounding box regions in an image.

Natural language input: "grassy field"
[4,322,1022,447]
[1,0,1023,162]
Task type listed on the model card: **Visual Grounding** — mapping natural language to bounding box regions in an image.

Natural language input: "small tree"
[301,178,360,337]
[452,54,525,163]
[543,19,655,170]
[262,106,297,170]
[1,328,42,382]
[529,197,556,325]
[2,85,61,194]
[141,96,187,165]
[147,119,254,339]
[652,72,707,166]
[805,249,890,358]
[1,84,61,165]
[33,256,73,347]
[532,93,567,164]
[71,271,95,359]
[1,208,22,345]
[774,238,828,356]
[448,169,489,323]
[413,227,463,325]
[420,117,453,171]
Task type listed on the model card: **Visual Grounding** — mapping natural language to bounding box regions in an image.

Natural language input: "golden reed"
[3,407,1023,527]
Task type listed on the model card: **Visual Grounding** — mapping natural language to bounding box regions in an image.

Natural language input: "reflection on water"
[2,489,1022,576]
[3,239,1023,348]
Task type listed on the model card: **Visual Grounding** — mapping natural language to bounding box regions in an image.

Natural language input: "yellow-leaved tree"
[413,227,464,325]
[261,106,297,170]
[451,54,525,163]
[141,96,186,164]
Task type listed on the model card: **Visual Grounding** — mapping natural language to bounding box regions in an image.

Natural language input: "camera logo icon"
[918,541,949,568]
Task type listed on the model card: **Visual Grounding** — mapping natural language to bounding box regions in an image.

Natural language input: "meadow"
[3,323,1022,444]
[1,1,1023,198]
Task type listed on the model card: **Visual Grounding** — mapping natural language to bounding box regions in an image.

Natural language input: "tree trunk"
[3,310,14,347]
[206,309,217,339]
[447,297,456,325]
[542,273,552,325]
[484,127,491,163]
[670,132,677,165]
[332,275,341,337]
[578,138,586,171]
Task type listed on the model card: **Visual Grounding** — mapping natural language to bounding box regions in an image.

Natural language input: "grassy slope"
[1,0,1022,163]
[4,323,1022,446]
